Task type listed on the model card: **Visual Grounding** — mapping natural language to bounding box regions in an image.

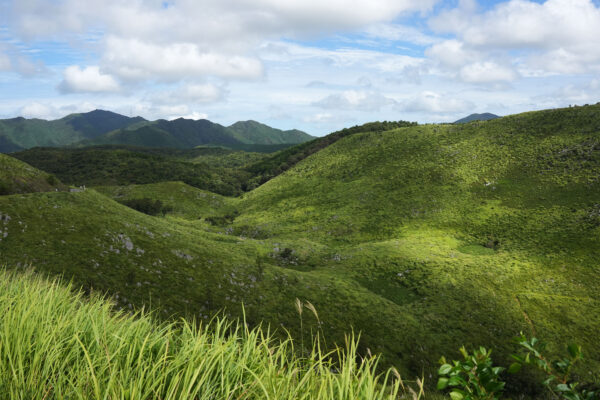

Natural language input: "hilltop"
[0,110,314,152]
[1,104,599,393]
[454,113,500,123]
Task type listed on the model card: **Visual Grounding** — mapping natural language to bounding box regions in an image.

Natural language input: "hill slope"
[229,120,313,144]
[1,105,599,391]
[234,104,600,373]
[0,154,65,195]
[0,269,401,399]
[11,146,250,196]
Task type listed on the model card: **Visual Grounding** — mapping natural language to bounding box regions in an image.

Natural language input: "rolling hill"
[12,146,253,196]
[86,118,314,150]
[229,120,314,144]
[1,104,599,394]
[0,153,66,195]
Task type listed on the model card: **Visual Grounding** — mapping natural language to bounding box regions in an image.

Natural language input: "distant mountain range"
[0,110,314,153]
[454,113,500,124]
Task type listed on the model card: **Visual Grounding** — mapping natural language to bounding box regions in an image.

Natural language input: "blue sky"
[1,0,599,136]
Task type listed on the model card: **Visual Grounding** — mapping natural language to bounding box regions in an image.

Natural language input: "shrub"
[437,346,505,400]
[510,334,599,400]
[120,197,171,216]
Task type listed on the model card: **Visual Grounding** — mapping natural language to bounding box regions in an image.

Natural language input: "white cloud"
[168,111,209,121]
[426,40,477,69]
[58,65,120,93]
[363,23,439,45]
[18,102,58,119]
[401,91,472,113]
[11,0,440,39]
[304,113,335,123]
[459,62,518,83]
[259,41,422,72]
[16,101,108,120]
[7,0,439,85]
[428,0,600,75]
[103,37,263,82]
[148,83,226,105]
[0,52,10,71]
[314,90,396,111]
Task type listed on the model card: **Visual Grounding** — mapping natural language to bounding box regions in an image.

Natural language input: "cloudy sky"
[1,0,599,135]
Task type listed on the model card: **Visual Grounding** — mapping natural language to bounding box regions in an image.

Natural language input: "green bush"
[120,197,172,216]
[0,181,11,195]
[437,346,505,400]
[510,334,600,400]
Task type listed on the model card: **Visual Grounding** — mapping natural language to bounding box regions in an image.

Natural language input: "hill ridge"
[0,109,314,152]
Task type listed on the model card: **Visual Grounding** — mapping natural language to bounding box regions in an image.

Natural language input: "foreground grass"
[0,269,405,400]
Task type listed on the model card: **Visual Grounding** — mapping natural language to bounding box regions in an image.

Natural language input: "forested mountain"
[0,110,313,152]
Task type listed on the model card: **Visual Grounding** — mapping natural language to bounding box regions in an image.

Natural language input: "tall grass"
[0,269,404,399]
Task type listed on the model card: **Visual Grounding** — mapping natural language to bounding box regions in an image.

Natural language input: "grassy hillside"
[0,188,426,373]
[0,269,405,399]
[0,153,65,195]
[243,121,417,189]
[229,120,313,144]
[95,181,238,220]
[12,146,250,196]
[234,104,600,375]
[2,105,599,395]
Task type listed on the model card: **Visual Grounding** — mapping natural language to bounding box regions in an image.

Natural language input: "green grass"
[0,153,65,195]
[0,268,408,399]
[94,181,238,220]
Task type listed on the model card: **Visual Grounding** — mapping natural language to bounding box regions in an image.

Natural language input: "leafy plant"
[510,334,599,400]
[437,346,505,400]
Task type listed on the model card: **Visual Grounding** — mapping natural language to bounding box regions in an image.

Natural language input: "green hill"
[1,105,600,394]
[94,181,238,220]
[61,109,146,139]
[87,118,314,150]
[234,104,600,373]
[242,121,417,189]
[0,111,143,151]
[229,120,314,145]
[11,146,250,196]
[0,154,65,195]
